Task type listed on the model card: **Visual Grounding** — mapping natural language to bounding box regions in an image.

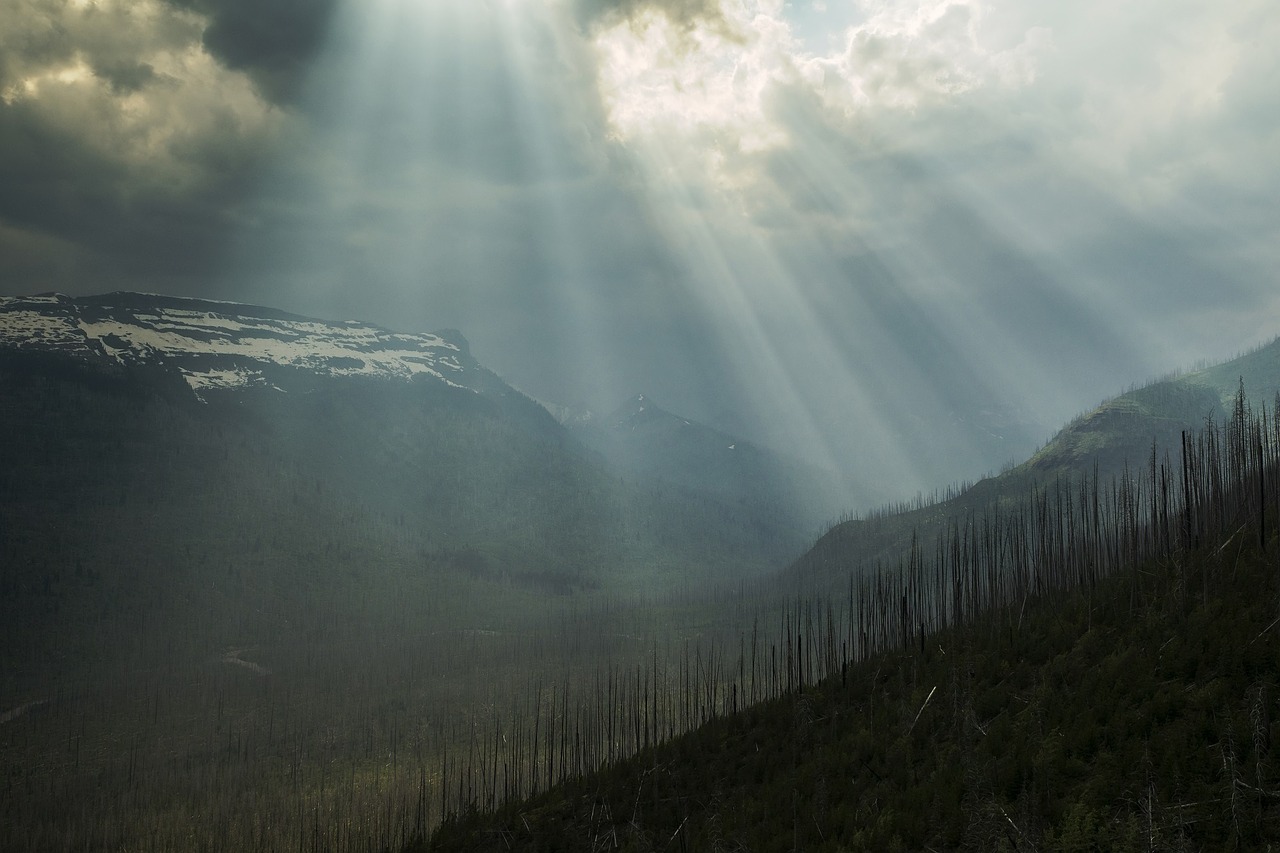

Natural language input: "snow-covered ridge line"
[0,292,478,399]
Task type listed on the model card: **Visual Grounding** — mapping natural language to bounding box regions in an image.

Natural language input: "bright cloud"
[593,1,1048,166]
[0,0,1276,497]
[591,0,1277,225]
[594,1,794,149]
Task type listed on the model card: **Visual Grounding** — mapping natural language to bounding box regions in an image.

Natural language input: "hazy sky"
[2,0,1277,501]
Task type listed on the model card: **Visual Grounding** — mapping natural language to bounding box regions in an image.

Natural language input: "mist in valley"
[1,0,1279,849]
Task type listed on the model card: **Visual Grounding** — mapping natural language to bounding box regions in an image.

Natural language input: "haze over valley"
[1,0,1279,849]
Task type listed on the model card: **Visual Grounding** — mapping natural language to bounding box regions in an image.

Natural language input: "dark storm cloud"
[0,0,285,294]
[0,0,190,91]
[90,59,159,95]
[0,97,265,292]
[164,0,340,103]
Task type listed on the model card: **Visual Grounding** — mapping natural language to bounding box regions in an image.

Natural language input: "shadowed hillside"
[0,297,822,852]
[422,392,1280,851]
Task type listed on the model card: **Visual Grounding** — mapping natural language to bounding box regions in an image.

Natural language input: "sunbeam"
[487,1,634,411]
[583,0,1067,492]
[579,0,1280,492]
[142,0,1275,503]
[4,0,1280,849]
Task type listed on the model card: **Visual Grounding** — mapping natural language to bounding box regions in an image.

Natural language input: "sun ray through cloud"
[7,0,1270,500]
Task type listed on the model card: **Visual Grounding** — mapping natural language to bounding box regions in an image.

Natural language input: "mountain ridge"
[565,392,853,530]
[418,340,1280,853]
[0,291,484,401]
[787,334,1280,589]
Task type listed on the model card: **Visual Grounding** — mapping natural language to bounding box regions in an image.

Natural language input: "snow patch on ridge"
[0,293,478,398]
[4,310,77,343]
[183,367,267,393]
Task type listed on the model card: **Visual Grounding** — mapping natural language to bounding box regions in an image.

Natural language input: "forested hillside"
[423,391,1280,851]
[0,351,804,681]
[5,307,1280,852]
[0,348,812,851]
[791,337,1280,591]
[428,526,1280,850]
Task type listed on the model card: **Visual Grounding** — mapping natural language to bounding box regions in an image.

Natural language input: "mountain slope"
[1,291,487,397]
[791,336,1280,587]
[0,291,842,850]
[1013,339,1280,482]
[0,293,812,685]
[566,394,850,532]
[422,427,1280,851]
[426,530,1280,851]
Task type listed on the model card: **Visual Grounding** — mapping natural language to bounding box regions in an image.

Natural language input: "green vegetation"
[0,355,808,851]
[4,339,1280,851]
[428,535,1280,850]
[0,353,803,681]
[424,395,1280,851]
[791,337,1280,593]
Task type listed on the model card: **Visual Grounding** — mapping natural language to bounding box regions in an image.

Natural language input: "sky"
[2,0,1278,505]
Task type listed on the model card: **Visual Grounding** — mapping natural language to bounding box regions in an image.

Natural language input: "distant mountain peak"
[606,394,687,430]
[433,328,471,356]
[0,291,484,401]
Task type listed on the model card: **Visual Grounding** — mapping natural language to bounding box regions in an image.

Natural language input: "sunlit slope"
[792,336,1280,585]
[1014,338,1280,483]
